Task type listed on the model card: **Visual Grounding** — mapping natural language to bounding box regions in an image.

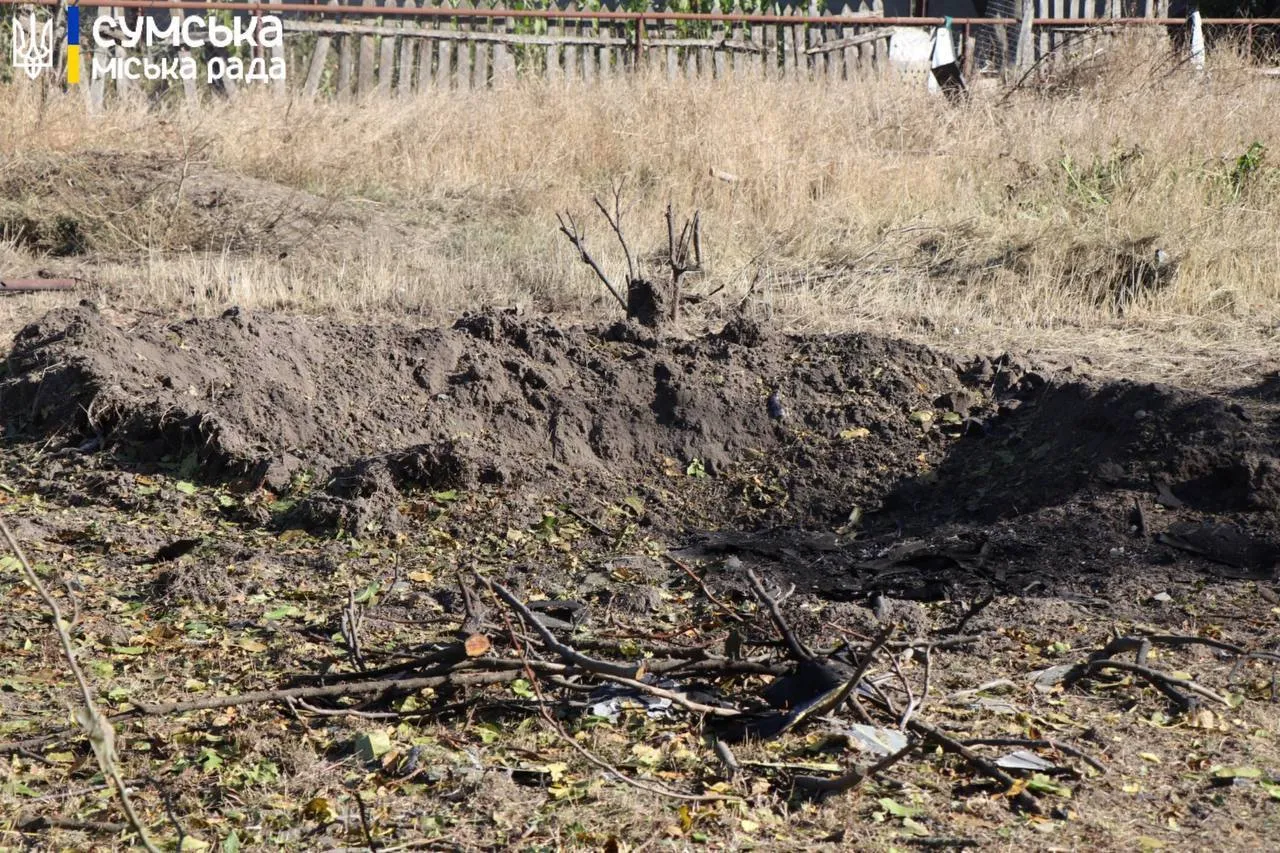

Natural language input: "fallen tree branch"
[591,672,741,718]
[793,739,919,793]
[556,211,628,311]
[746,568,813,662]
[12,814,131,833]
[1064,659,1229,711]
[960,737,1107,774]
[902,716,1042,814]
[513,632,741,804]
[132,668,521,717]
[481,574,643,680]
[1,518,161,853]
[666,553,746,623]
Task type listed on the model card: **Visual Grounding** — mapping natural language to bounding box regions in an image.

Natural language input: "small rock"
[935,389,979,417]
[767,389,786,421]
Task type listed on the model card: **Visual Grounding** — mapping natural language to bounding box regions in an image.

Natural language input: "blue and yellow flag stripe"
[66,4,80,84]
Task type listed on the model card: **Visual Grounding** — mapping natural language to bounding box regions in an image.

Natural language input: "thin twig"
[902,716,1041,814]
[556,211,628,311]
[342,587,365,671]
[665,553,745,623]
[522,663,740,803]
[481,574,642,679]
[960,737,1106,774]
[1,518,161,853]
[591,671,740,718]
[793,739,919,793]
[1068,659,1229,710]
[745,568,813,662]
[887,652,917,729]
[352,790,379,852]
[593,179,635,286]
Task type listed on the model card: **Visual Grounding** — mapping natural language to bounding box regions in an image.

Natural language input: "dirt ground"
[2,297,1279,851]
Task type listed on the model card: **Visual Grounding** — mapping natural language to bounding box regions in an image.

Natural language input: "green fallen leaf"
[472,723,501,744]
[908,410,934,426]
[1026,773,1072,798]
[175,480,198,495]
[432,489,459,503]
[686,458,707,478]
[198,747,223,772]
[221,830,241,853]
[1260,780,1280,800]
[878,797,920,818]
[353,580,380,604]
[1212,765,1262,779]
[264,604,301,620]
[355,731,392,762]
[511,678,535,699]
[901,816,930,836]
[88,660,114,678]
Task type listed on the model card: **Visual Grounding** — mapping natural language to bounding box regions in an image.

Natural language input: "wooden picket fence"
[287,1,898,99]
[14,0,1260,104]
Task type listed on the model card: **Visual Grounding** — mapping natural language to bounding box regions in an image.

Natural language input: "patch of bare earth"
[1,305,1278,850]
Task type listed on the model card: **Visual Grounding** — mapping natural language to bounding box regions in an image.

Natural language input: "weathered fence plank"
[378,1,398,94]
[492,2,516,85]
[763,11,778,79]
[398,0,418,95]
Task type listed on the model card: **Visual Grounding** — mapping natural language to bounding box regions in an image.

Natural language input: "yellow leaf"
[1139,752,1161,764]
[407,570,434,583]
[632,743,662,767]
[839,427,871,440]
[740,819,759,833]
[302,796,337,823]
[237,638,268,653]
[546,762,568,782]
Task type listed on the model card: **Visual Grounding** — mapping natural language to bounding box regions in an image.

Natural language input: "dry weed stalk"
[557,181,706,324]
[0,518,161,853]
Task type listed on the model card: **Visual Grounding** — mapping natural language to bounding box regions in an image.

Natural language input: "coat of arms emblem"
[12,8,55,80]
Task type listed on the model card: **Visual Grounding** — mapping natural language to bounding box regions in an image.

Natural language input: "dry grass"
[2,35,1279,384]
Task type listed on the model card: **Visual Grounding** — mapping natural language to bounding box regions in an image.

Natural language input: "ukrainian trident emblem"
[12,7,54,80]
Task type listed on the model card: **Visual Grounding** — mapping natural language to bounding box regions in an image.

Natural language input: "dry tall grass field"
[2,38,1278,384]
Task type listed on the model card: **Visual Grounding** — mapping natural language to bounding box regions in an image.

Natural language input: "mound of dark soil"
[2,305,1278,576]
